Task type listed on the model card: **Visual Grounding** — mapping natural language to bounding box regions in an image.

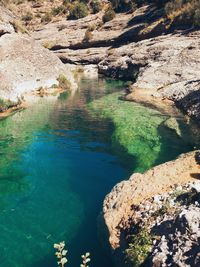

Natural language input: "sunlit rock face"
[0,5,77,104]
[0,33,76,102]
[102,151,200,251]
[98,31,200,123]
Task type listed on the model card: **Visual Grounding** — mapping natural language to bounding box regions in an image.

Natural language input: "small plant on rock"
[51,6,65,16]
[126,228,153,267]
[57,74,71,90]
[90,0,102,14]
[102,9,115,23]
[68,3,88,20]
[83,25,95,43]
[41,12,52,23]
[22,12,33,22]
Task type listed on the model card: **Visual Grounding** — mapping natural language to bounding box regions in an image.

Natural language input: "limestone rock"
[99,32,200,88]
[103,151,200,250]
[159,80,200,122]
[178,207,200,234]
[0,5,15,36]
[0,33,76,101]
[0,5,14,23]
[0,22,14,36]
[31,5,168,67]
[98,31,200,122]
[55,47,108,65]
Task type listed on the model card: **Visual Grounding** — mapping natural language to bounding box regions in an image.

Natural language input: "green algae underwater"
[0,77,198,267]
[88,92,199,172]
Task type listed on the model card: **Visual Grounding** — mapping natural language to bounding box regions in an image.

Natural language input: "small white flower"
[54,244,60,249]
[60,257,68,265]
[55,252,62,258]
[62,250,68,256]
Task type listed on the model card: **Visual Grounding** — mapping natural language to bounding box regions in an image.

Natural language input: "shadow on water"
[155,118,200,167]
[0,76,133,267]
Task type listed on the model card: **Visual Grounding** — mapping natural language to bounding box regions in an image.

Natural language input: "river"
[0,77,197,267]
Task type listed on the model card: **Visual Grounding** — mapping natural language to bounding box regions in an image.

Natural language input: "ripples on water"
[0,77,198,267]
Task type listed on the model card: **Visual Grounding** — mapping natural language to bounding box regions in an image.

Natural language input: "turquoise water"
[0,77,197,267]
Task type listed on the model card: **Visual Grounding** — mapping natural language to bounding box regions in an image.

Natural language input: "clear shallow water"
[0,77,198,267]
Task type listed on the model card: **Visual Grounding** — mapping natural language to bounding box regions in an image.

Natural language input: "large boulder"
[0,33,76,102]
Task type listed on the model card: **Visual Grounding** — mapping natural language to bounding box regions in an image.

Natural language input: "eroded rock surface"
[103,151,200,250]
[103,151,200,267]
[0,33,75,101]
[30,4,200,122]
[28,2,200,122]
[0,5,76,103]
[98,31,200,122]
[31,5,167,64]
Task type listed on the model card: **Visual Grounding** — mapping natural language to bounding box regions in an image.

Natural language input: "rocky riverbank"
[0,4,77,114]
[28,3,200,124]
[1,1,200,267]
[98,30,200,124]
[102,151,200,267]
[1,2,200,122]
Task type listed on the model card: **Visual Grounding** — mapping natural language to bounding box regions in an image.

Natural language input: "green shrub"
[57,74,71,90]
[83,28,93,43]
[110,0,131,12]
[62,0,70,5]
[164,0,200,28]
[68,2,88,20]
[109,0,146,12]
[41,12,52,23]
[90,0,102,14]
[126,228,153,267]
[51,5,65,16]
[194,8,200,26]
[22,12,33,22]
[102,9,116,23]
[0,98,17,112]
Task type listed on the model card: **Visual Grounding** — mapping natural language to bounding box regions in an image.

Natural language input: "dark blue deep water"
[0,77,197,267]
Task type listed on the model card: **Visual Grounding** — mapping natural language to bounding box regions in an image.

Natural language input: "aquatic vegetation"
[89,92,195,172]
[0,78,197,267]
